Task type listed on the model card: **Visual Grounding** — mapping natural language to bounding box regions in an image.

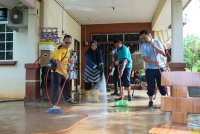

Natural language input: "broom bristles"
[114,100,129,107]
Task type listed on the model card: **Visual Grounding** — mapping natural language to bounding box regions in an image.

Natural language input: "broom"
[114,68,129,107]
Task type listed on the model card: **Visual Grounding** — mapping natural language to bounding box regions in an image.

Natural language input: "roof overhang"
[0,0,35,9]
[152,0,191,31]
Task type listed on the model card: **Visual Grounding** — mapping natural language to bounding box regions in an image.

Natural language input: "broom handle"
[56,70,71,106]
[151,43,169,96]
[107,61,115,86]
[118,67,123,99]
[56,78,67,106]
[45,68,69,106]
[45,68,52,105]
[106,69,112,86]
[151,46,162,74]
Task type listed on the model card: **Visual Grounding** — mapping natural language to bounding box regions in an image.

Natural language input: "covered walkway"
[0,0,200,134]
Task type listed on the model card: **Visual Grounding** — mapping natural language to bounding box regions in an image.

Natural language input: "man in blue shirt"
[140,30,166,109]
[114,39,133,101]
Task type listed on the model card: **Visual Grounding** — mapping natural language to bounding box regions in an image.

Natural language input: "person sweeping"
[48,35,77,114]
[114,38,133,101]
[139,30,167,109]
[83,40,104,102]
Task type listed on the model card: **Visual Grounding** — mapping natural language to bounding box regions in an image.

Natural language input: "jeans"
[113,66,120,93]
[50,72,71,105]
[145,67,166,96]
[121,68,132,87]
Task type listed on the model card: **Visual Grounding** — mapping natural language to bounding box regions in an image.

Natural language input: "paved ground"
[0,90,199,134]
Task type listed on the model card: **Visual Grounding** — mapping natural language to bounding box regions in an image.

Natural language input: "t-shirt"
[140,39,165,69]
[116,45,132,68]
[52,46,71,75]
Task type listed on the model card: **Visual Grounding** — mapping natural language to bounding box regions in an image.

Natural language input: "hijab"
[85,40,102,65]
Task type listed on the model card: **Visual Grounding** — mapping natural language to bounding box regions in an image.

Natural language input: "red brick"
[172,112,188,124]
[25,63,40,80]
[25,82,40,102]
[161,97,172,112]
[180,98,193,113]
[192,98,200,113]
[172,97,181,112]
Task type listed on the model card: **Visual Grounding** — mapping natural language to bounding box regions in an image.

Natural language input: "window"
[0,24,14,61]
[92,34,107,42]
[92,33,140,42]
[108,34,123,42]
[124,34,140,41]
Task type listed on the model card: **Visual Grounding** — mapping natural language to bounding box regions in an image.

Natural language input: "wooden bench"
[161,71,200,124]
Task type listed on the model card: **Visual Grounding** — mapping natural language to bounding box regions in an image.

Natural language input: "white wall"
[0,0,81,99]
[0,30,27,98]
[41,0,81,45]
[41,0,81,91]
[0,2,40,99]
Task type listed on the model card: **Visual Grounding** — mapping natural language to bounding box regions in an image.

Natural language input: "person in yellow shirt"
[50,34,76,106]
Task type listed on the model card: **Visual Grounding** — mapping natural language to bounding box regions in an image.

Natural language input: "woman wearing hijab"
[83,40,104,102]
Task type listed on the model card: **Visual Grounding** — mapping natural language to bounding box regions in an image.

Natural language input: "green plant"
[184,34,200,72]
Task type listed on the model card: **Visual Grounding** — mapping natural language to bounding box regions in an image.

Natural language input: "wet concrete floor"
[0,90,189,134]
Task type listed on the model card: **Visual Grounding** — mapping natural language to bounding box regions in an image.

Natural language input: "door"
[98,42,113,81]
[74,39,80,91]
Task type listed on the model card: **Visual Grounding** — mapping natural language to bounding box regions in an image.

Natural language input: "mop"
[114,68,129,107]
[45,68,65,114]
[47,105,64,115]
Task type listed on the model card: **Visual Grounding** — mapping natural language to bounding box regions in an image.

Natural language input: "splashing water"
[94,73,108,115]
[95,73,107,103]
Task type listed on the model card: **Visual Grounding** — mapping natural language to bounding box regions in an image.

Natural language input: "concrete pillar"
[24,63,40,102]
[170,0,186,71]
[27,1,40,61]
[24,1,41,102]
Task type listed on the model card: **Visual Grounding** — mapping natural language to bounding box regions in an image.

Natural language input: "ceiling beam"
[19,0,35,8]
[0,0,20,9]
[151,0,167,31]
[37,0,43,2]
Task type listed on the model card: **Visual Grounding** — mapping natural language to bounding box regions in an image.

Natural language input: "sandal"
[65,98,78,104]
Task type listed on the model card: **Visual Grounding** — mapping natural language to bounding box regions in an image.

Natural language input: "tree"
[184,34,200,72]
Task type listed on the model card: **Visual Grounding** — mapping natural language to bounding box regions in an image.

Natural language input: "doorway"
[92,33,140,83]
[74,39,80,91]
[98,41,139,82]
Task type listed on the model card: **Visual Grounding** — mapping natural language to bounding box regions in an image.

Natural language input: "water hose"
[35,106,89,134]
[39,68,89,133]
[34,56,41,64]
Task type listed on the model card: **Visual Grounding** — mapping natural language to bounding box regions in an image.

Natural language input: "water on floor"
[0,90,199,134]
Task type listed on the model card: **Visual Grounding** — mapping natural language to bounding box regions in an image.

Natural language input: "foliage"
[184,34,200,72]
